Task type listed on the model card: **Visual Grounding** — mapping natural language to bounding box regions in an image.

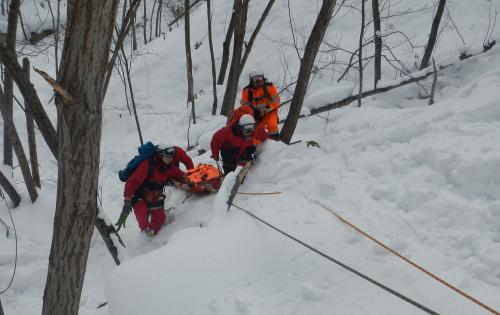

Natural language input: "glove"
[115,200,132,231]
[258,105,270,115]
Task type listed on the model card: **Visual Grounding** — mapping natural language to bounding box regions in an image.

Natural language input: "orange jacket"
[240,81,280,111]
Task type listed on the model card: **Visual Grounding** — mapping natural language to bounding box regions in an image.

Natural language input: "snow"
[1,0,500,314]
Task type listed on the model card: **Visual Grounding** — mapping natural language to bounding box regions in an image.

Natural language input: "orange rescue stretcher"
[173,163,224,193]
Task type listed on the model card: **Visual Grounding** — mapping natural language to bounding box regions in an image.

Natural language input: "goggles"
[251,75,264,83]
[160,147,175,157]
[240,123,255,134]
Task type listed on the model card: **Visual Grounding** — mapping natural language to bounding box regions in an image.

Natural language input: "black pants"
[220,146,256,174]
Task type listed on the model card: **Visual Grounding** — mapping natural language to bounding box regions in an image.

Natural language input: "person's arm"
[267,84,280,110]
[210,127,229,161]
[240,88,250,106]
[174,146,194,170]
[253,125,269,143]
[124,160,150,200]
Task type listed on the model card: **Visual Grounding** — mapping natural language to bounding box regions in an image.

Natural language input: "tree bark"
[0,297,4,315]
[220,0,248,116]
[207,0,218,115]
[2,0,20,166]
[372,0,381,88]
[238,0,275,77]
[0,48,58,158]
[41,0,119,314]
[184,0,196,124]
[23,58,40,188]
[217,1,236,85]
[280,0,336,144]
[0,84,38,202]
[419,0,446,70]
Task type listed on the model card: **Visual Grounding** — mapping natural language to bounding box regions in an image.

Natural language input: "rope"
[0,189,18,295]
[231,203,439,315]
[318,203,500,315]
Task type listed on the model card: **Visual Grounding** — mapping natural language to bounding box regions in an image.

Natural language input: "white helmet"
[249,70,264,80]
[238,114,256,133]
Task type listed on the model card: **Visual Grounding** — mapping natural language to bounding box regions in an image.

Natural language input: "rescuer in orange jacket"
[211,114,268,174]
[229,71,280,140]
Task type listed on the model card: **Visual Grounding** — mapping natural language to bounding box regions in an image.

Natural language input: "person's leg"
[149,208,166,234]
[263,111,279,139]
[220,147,239,174]
[132,199,150,231]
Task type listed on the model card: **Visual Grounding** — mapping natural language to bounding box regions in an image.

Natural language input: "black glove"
[115,200,132,231]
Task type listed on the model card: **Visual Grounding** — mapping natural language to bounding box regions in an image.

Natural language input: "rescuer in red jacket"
[210,114,268,174]
[117,146,191,236]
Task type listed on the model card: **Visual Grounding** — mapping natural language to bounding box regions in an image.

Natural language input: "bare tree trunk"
[41,0,118,314]
[102,0,142,98]
[280,0,336,144]
[119,43,144,144]
[23,58,40,188]
[207,0,218,115]
[372,0,381,88]
[0,84,38,202]
[220,0,248,116]
[238,0,275,76]
[155,0,163,37]
[3,0,20,166]
[0,49,58,158]
[131,0,138,50]
[419,0,446,70]
[149,0,157,42]
[0,297,4,315]
[217,2,235,85]
[429,58,438,105]
[0,166,21,206]
[142,0,147,44]
[357,0,365,107]
[184,0,196,124]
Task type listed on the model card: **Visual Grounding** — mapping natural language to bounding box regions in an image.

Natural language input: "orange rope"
[318,203,500,315]
[237,191,281,195]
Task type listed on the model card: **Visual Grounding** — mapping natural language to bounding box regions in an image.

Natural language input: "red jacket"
[211,125,268,160]
[124,155,185,201]
[171,146,194,170]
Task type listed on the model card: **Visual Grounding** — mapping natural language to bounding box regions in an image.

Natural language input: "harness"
[132,159,166,208]
[244,80,273,120]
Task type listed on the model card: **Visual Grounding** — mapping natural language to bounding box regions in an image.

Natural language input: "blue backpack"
[118,141,158,182]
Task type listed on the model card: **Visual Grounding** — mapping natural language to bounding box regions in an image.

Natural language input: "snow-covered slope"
[1,0,500,314]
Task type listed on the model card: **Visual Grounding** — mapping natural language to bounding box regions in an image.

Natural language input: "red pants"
[132,199,166,233]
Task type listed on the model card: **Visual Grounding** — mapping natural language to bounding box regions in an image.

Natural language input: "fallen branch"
[307,44,495,117]
[0,168,20,207]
